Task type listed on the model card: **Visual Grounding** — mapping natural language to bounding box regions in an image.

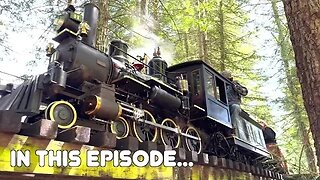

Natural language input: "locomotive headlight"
[53,15,66,32]
[53,13,82,33]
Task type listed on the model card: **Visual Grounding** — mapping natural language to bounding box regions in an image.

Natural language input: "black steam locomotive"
[0,3,281,172]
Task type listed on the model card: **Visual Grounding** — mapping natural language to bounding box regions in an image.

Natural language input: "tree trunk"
[198,28,203,59]
[218,0,226,71]
[151,0,158,21]
[194,0,209,63]
[201,0,208,63]
[96,0,109,53]
[140,0,148,17]
[196,0,203,59]
[283,0,320,169]
[271,0,317,173]
[202,32,208,62]
[184,32,189,58]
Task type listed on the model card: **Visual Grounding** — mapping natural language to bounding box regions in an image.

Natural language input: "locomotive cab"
[167,60,271,158]
[167,60,232,132]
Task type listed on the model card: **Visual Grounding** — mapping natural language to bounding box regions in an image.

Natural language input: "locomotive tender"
[0,2,277,170]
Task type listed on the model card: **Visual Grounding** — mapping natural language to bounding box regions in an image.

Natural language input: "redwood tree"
[283,0,320,168]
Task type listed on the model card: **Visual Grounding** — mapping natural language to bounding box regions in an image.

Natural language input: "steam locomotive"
[0,3,283,172]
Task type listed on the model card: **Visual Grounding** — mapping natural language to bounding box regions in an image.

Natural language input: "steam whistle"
[153,47,161,58]
[157,47,161,57]
[144,53,148,73]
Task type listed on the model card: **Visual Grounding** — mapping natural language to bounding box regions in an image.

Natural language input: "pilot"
[221,70,248,136]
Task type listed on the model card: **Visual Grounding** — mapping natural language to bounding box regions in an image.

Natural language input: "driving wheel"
[160,118,181,148]
[185,126,202,154]
[214,132,230,158]
[133,110,158,142]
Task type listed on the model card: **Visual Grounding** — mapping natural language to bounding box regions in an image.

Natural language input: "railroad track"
[0,111,285,179]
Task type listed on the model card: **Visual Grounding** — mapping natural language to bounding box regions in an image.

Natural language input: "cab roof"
[167,60,232,84]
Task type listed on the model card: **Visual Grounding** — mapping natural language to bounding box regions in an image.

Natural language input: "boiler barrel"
[66,42,114,86]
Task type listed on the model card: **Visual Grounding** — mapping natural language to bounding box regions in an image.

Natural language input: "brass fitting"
[46,43,54,57]
[78,22,90,37]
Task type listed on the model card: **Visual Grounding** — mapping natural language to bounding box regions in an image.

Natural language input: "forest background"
[0,0,318,175]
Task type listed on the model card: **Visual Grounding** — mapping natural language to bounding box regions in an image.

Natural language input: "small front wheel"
[45,101,77,129]
[111,117,130,139]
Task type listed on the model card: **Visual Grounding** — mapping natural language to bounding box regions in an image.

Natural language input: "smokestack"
[83,3,100,47]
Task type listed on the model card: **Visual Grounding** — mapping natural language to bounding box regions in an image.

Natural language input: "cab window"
[215,77,227,104]
[192,70,201,96]
[206,71,215,97]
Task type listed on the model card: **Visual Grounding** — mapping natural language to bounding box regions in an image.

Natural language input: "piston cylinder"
[83,95,122,121]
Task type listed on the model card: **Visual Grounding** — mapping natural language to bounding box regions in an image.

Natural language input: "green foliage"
[0,0,35,57]
[103,0,272,124]
[0,0,70,72]
[107,0,137,42]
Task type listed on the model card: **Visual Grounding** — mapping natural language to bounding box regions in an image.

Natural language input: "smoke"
[128,14,175,66]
